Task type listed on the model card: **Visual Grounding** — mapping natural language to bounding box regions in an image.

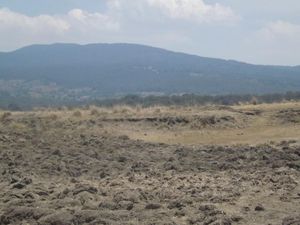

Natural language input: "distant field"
[122,102,300,145]
[37,101,299,146]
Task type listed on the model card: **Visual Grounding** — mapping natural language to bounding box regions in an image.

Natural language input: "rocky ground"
[0,106,299,225]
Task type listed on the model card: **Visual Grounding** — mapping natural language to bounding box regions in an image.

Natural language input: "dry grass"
[97,101,300,145]
[3,101,300,146]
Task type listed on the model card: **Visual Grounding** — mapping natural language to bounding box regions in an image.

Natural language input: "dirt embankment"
[101,115,239,129]
[276,109,300,124]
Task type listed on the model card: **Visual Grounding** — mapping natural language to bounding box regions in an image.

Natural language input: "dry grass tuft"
[90,108,99,116]
[8,121,27,131]
[72,110,82,117]
[1,112,12,121]
[48,113,58,120]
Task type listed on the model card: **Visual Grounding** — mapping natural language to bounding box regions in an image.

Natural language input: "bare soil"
[0,103,299,225]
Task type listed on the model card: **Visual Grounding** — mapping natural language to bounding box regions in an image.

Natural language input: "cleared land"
[83,102,300,145]
[0,102,299,225]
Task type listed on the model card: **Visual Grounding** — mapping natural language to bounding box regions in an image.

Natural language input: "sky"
[0,0,299,65]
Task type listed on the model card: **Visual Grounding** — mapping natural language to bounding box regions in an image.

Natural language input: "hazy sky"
[0,0,299,65]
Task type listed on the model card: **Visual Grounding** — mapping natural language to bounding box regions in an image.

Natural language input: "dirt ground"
[0,102,299,225]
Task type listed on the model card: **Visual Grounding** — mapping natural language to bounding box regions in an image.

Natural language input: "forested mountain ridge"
[0,43,299,97]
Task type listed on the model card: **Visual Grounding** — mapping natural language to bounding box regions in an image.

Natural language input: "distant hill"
[0,43,299,97]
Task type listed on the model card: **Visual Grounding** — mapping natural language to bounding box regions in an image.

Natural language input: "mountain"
[0,43,299,97]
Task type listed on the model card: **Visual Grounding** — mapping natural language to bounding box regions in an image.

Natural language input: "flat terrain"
[100,102,300,145]
[0,102,300,225]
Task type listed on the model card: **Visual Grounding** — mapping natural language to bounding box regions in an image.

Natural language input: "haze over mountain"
[0,43,299,97]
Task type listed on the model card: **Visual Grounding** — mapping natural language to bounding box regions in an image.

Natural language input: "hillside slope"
[0,43,299,95]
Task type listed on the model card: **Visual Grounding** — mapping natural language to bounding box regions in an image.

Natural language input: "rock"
[242,206,250,212]
[74,210,98,224]
[0,215,9,225]
[218,218,233,225]
[164,162,178,171]
[175,210,185,217]
[231,216,243,222]
[70,178,78,183]
[119,135,129,140]
[99,171,107,179]
[22,177,32,185]
[12,177,32,189]
[12,182,26,189]
[38,211,74,225]
[145,203,161,210]
[0,207,55,224]
[98,201,118,210]
[202,216,218,225]
[168,201,185,210]
[117,156,127,162]
[10,176,19,184]
[282,216,300,225]
[35,190,49,196]
[52,150,62,156]
[118,200,134,210]
[287,161,300,170]
[73,185,98,195]
[113,190,141,203]
[254,204,265,211]
[199,204,217,211]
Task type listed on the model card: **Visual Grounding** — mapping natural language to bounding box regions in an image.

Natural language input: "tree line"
[93,92,300,107]
[1,91,300,111]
